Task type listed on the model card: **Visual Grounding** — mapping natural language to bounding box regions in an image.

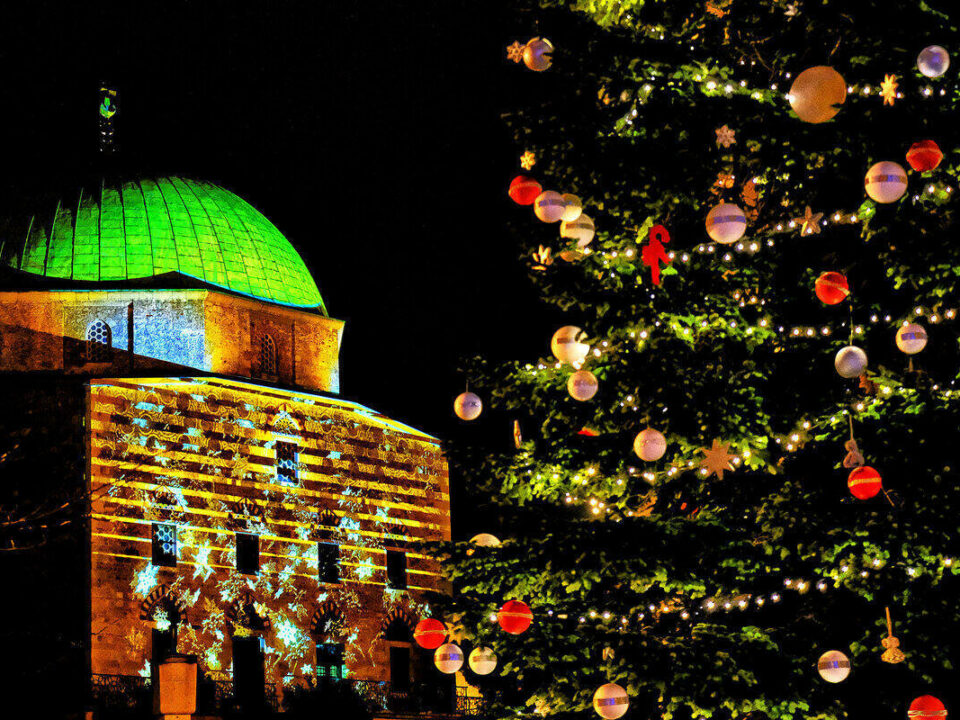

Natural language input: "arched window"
[86,320,112,363]
[259,335,277,377]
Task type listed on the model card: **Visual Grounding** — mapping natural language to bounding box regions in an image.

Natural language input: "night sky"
[1,1,560,528]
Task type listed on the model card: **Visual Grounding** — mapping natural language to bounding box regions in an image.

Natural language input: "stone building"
[0,177,453,716]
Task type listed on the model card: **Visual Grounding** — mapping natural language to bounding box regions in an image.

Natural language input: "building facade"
[0,177,452,716]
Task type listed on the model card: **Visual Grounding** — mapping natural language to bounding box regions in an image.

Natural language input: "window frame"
[318,542,341,585]
[151,523,178,567]
[316,641,345,680]
[275,439,299,486]
[236,532,260,576]
[85,320,113,364]
[385,549,407,590]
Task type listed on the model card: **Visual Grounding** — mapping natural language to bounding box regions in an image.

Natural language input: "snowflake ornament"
[520,150,536,170]
[715,124,737,148]
[506,41,525,63]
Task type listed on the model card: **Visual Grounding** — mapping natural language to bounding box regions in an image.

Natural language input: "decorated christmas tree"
[439,2,960,720]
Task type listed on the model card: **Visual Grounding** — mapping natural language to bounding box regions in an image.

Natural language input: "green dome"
[0,176,326,311]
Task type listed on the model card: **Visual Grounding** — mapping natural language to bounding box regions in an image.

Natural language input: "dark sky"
[0,1,558,442]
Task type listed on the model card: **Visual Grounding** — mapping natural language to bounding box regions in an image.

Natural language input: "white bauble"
[633,428,667,462]
[865,161,908,204]
[896,323,928,354]
[468,646,498,676]
[434,643,464,674]
[593,683,629,720]
[560,194,583,222]
[560,213,595,247]
[469,533,501,547]
[454,392,482,420]
[835,346,868,378]
[705,203,747,244]
[918,45,950,78]
[534,191,566,222]
[567,370,598,401]
[551,326,590,364]
[523,37,554,72]
[817,650,851,683]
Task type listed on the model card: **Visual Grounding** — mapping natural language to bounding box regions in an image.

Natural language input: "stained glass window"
[276,441,298,485]
[86,320,112,363]
[152,523,178,567]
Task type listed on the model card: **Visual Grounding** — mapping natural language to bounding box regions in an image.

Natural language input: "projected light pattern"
[0,177,325,310]
[88,376,450,691]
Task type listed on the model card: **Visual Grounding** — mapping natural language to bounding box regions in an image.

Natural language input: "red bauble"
[815,272,850,305]
[498,599,533,635]
[906,140,944,173]
[909,696,947,720]
[848,466,882,500]
[508,175,543,205]
[413,618,447,649]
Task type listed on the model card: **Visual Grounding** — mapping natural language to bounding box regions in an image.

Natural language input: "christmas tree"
[441,2,960,720]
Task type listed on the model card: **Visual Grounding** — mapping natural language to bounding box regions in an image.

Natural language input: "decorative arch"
[380,608,416,641]
[226,592,272,634]
[271,409,301,436]
[139,585,189,625]
[309,601,344,639]
[86,320,112,363]
[259,334,278,377]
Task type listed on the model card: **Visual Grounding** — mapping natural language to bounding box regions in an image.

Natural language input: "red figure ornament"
[642,224,672,286]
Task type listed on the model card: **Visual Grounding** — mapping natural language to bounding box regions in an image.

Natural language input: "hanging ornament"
[578,425,600,437]
[469,533,501,548]
[817,650,851,683]
[560,194,583,222]
[414,619,448,650]
[551,326,590,364]
[918,46,950,78]
[896,323,928,354]
[699,439,735,480]
[909,696,947,720]
[880,74,899,106]
[642,224,673,286]
[468,646,498,675]
[509,175,542,205]
[715,124,736,148]
[498,599,533,634]
[593,683,629,719]
[506,41,525,64]
[835,346,868,378]
[454,392,483,421]
[865,161,908,203]
[634,428,667,461]
[859,373,878,395]
[705,202,747,244]
[522,37,554,72]
[789,66,847,123]
[532,245,554,270]
[560,213,596,247]
[906,140,943,172]
[567,369,599,401]
[513,419,523,449]
[848,466,882,500]
[434,642,464,674]
[881,607,906,664]
[815,272,850,305]
[842,439,865,469]
[534,191,566,222]
[519,151,537,170]
[798,206,824,236]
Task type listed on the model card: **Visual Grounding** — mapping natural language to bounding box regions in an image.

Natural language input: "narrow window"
[275,440,299,485]
[259,335,277,377]
[316,642,345,679]
[86,320,112,363]
[318,542,340,584]
[152,523,178,567]
[386,549,407,590]
[236,533,259,575]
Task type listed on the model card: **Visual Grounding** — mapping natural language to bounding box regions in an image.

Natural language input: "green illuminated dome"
[0,177,325,311]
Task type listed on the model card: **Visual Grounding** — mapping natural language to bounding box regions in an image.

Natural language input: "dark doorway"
[233,635,265,711]
[389,646,410,691]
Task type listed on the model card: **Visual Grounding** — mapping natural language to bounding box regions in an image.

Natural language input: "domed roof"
[0,176,326,311]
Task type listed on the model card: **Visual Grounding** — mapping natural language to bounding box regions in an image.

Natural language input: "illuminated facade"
[0,177,451,715]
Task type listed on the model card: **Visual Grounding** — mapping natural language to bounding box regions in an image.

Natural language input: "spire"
[98,84,118,154]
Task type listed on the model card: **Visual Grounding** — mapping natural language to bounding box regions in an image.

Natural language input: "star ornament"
[798,206,823,236]
[699,439,736,480]
[880,74,899,106]
[506,41,525,63]
[520,150,537,170]
[715,124,736,148]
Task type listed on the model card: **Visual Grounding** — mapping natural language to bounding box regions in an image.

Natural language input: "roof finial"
[98,84,118,153]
